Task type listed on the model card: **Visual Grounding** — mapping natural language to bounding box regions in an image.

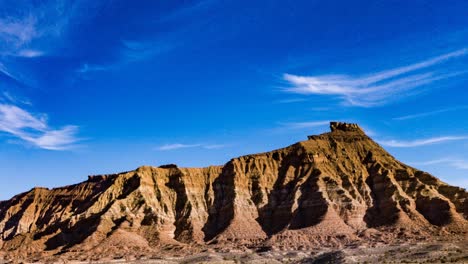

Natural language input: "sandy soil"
[3,240,464,264]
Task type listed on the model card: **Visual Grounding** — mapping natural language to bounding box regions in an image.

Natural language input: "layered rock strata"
[0,122,466,259]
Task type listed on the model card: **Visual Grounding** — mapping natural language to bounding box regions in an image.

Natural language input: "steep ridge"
[0,122,466,260]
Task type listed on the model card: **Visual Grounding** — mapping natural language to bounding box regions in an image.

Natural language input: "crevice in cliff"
[166,170,194,243]
[44,205,110,251]
[42,174,141,251]
[364,164,400,227]
[255,148,310,236]
[2,195,35,240]
[436,185,468,219]
[71,176,117,215]
[289,168,328,229]
[202,162,236,241]
[415,195,452,226]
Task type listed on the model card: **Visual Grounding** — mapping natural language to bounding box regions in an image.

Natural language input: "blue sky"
[0,0,467,200]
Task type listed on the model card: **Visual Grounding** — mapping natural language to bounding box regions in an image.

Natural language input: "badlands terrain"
[0,122,466,263]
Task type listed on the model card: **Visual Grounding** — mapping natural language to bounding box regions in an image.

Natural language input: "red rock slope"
[0,122,466,260]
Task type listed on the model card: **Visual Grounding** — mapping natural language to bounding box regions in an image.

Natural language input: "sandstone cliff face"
[0,122,466,259]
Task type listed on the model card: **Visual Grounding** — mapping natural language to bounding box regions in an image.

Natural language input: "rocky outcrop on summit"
[0,122,466,260]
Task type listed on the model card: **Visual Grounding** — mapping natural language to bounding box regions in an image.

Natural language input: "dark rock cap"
[329,122,364,133]
[159,164,178,169]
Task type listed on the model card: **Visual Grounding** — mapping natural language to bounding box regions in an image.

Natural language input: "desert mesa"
[0,122,466,261]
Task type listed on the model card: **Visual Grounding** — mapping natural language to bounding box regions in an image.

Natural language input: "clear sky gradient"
[0,0,467,200]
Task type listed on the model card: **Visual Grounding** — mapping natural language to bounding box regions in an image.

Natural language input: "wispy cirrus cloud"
[1,1,220,84]
[393,105,468,121]
[73,1,220,76]
[17,49,44,58]
[378,136,468,148]
[410,158,468,170]
[76,39,175,75]
[0,1,106,88]
[283,48,468,107]
[158,143,202,151]
[121,40,175,61]
[0,1,106,57]
[0,91,31,106]
[0,15,38,49]
[0,5,58,57]
[0,0,115,82]
[0,62,19,81]
[157,143,227,151]
[274,98,308,104]
[0,101,80,150]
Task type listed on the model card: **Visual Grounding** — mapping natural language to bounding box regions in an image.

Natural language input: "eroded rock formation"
[0,122,466,260]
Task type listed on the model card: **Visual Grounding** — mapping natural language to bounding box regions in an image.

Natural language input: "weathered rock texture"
[0,122,466,260]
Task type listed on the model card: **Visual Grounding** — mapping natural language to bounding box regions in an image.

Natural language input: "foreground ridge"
[0,122,466,260]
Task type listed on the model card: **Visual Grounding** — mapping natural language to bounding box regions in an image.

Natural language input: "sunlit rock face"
[0,122,466,260]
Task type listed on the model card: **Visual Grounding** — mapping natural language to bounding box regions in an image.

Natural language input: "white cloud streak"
[158,143,202,151]
[17,49,44,58]
[157,143,226,151]
[0,1,105,58]
[0,15,38,48]
[0,62,18,80]
[274,98,308,104]
[76,40,175,75]
[0,12,45,58]
[410,158,468,170]
[378,136,468,148]
[283,48,468,107]
[0,103,80,150]
[393,105,468,121]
